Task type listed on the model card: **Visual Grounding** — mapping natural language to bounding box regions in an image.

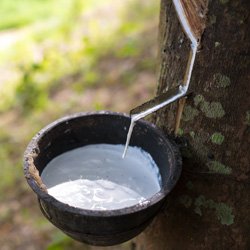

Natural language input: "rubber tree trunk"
[135,0,250,249]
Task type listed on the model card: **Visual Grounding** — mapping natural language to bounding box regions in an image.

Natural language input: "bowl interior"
[32,113,180,195]
[24,112,182,215]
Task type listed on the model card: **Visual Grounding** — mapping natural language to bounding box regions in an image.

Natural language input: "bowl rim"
[24,111,182,217]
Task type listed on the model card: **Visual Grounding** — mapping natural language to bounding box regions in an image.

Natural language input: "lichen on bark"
[206,161,232,174]
[193,94,225,118]
[211,132,224,144]
[199,101,225,118]
[213,73,231,88]
[182,105,199,121]
[194,195,234,225]
[245,111,250,126]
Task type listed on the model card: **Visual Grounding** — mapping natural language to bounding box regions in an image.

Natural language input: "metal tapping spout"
[122,0,207,157]
[129,0,203,123]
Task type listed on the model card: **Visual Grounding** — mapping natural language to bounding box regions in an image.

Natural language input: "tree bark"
[135,0,250,249]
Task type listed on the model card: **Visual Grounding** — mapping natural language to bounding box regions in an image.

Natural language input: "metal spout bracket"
[130,86,192,119]
[129,0,207,128]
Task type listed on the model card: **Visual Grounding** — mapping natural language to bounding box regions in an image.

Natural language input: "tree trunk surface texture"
[135,0,249,249]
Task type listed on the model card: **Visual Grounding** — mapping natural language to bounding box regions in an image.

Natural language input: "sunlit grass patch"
[0,0,158,113]
[0,0,102,31]
[0,0,69,30]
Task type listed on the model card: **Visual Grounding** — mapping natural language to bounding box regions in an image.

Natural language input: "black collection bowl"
[23,111,182,246]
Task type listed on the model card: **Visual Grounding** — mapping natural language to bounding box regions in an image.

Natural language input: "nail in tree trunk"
[135,0,250,249]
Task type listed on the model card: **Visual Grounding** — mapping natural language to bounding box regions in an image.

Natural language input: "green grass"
[0,0,158,113]
[0,0,101,31]
[0,0,67,30]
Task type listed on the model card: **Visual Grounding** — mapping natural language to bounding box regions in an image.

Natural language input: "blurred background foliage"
[0,0,159,249]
